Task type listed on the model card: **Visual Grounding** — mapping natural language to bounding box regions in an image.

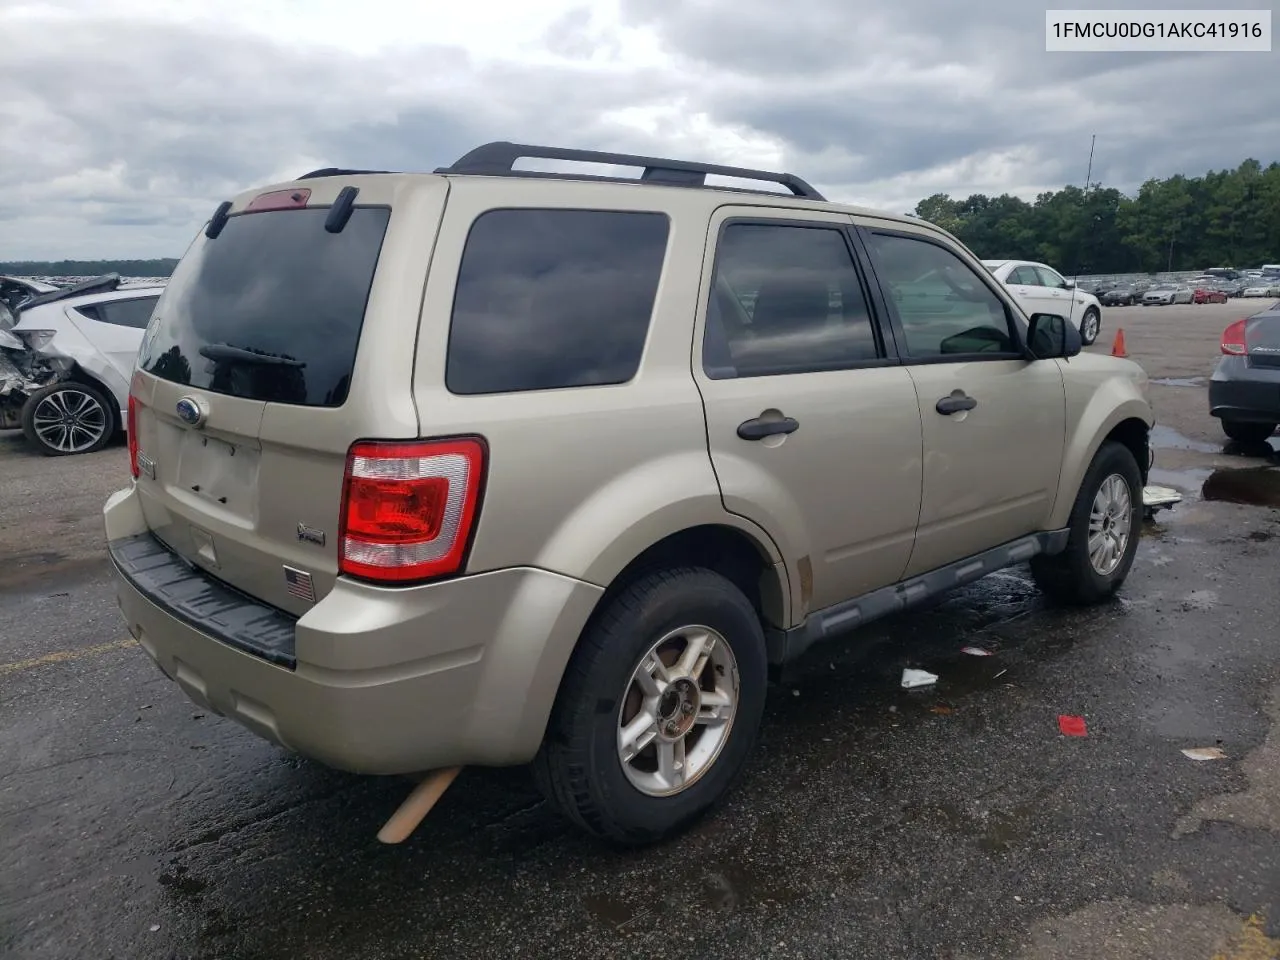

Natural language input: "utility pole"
[1074,134,1096,280]
[1082,134,1096,195]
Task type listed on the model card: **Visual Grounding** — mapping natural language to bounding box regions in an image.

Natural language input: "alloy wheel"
[1088,473,1132,576]
[31,387,109,454]
[617,625,740,797]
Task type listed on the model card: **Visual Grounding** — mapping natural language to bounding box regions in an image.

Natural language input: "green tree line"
[915,159,1280,275]
[0,258,178,278]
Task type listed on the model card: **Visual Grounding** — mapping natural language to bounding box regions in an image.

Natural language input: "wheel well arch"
[66,365,124,434]
[1103,416,1150,484]
[591,524,786,632]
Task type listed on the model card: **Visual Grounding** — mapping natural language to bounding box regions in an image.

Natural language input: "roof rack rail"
[434,141,826,201]
[296,167,392,180]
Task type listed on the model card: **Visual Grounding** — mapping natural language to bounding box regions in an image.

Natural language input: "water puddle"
[1149,424,1219,454]
[1150,376,1206,388]
[583,860,802,929]
[1201,466,1280,507]
[1148,466,1214,495]
[921,801,1033,854]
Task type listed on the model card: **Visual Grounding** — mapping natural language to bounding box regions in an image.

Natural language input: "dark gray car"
[1209,305,1280,444]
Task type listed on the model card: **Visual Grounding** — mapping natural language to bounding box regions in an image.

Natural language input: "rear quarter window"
[445,209,670,395]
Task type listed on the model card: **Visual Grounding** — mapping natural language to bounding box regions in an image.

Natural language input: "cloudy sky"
[2,0,1276,260]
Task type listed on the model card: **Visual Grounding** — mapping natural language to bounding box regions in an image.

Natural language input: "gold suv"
[105,142,1154,845]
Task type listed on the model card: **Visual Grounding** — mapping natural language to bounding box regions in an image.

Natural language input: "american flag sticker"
[283,565,316,603]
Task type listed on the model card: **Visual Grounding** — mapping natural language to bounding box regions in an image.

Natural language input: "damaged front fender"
[0,341,66,431]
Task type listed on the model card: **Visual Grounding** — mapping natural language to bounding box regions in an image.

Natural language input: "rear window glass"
[446,209,669,395]
[138,207,390,407]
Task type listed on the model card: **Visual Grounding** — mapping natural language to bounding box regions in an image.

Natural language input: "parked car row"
[1082,266,1280,305]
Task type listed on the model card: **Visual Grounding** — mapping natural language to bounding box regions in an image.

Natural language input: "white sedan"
[1242,281,1280,298]
[981,259,1105,345]
[2,280,163,455]
[1142,283,1193,305]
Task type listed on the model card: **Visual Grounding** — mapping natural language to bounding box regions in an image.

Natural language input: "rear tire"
[20,381,115,457]
[1221,420,1277,444]
[1031,441,1142,606]
[533,567,768,846]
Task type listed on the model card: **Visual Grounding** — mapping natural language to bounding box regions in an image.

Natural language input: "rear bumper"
[104,485,603,774]
[1209,358,1280,423]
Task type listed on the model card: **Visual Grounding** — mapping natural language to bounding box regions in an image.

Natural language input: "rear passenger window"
[703,222,880,379]
[446,209,669,395]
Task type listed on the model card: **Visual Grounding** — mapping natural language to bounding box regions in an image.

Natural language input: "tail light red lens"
[338,437,486,583]
[1221,319,1248,356]
[127,395,140,478]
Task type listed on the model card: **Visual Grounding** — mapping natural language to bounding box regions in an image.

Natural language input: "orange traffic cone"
[1111,328,1128,358]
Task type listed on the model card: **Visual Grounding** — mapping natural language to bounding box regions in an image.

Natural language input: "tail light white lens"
[339,437,486,583]
[127,395,140,479]
[1221,319,1247,356]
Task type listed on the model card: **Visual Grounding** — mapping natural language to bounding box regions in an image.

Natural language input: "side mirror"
[1027,312,1082,360]
[1062,279,1076,290]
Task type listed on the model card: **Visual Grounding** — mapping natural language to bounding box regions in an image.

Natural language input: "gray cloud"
[3,1,1277,259]
[616,0,1278,205]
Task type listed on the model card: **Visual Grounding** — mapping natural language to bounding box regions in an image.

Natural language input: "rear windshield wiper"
[198,343,305,367]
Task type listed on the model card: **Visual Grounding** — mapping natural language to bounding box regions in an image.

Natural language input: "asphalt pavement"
[2,299,1278,960]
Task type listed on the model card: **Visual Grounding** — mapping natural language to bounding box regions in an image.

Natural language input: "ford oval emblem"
[175,396,207,428]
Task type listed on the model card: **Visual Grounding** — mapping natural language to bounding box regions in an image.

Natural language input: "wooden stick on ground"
[376,767,463,844]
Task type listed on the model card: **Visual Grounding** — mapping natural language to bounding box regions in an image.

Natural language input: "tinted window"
[138,207,390,407]
[446,209,669,395]
[96,296,159,329]
[703,222,880,379]
[1034,266,1066,288]
[867,233,1017,358]
[1008,266,1040,285]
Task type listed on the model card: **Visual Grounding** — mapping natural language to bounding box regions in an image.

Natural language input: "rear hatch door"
[129,176,446,614]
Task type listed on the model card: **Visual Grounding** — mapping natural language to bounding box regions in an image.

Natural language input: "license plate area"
[174,431,260,519]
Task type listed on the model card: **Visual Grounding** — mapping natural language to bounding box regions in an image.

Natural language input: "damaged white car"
[1,275,163,456]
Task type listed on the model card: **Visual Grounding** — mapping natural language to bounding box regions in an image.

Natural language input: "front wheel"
[1079,308,1101,346]
[1031,441,1142,606]
[20,381,115,456]
[533,567,768,845]
[1222,420,1277,445]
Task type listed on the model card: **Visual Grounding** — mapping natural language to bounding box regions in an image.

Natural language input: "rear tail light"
[1221,319,1248,356]
[127,395,140,478]
[338,437,486,583]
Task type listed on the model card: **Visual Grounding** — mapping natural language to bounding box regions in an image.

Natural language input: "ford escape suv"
[105,141,1154,845]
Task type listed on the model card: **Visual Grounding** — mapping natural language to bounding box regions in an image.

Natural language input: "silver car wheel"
[617,624,740,798]
[1082,310,1100,343]
[31,387,109,453]
[1088,473,1132,576]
